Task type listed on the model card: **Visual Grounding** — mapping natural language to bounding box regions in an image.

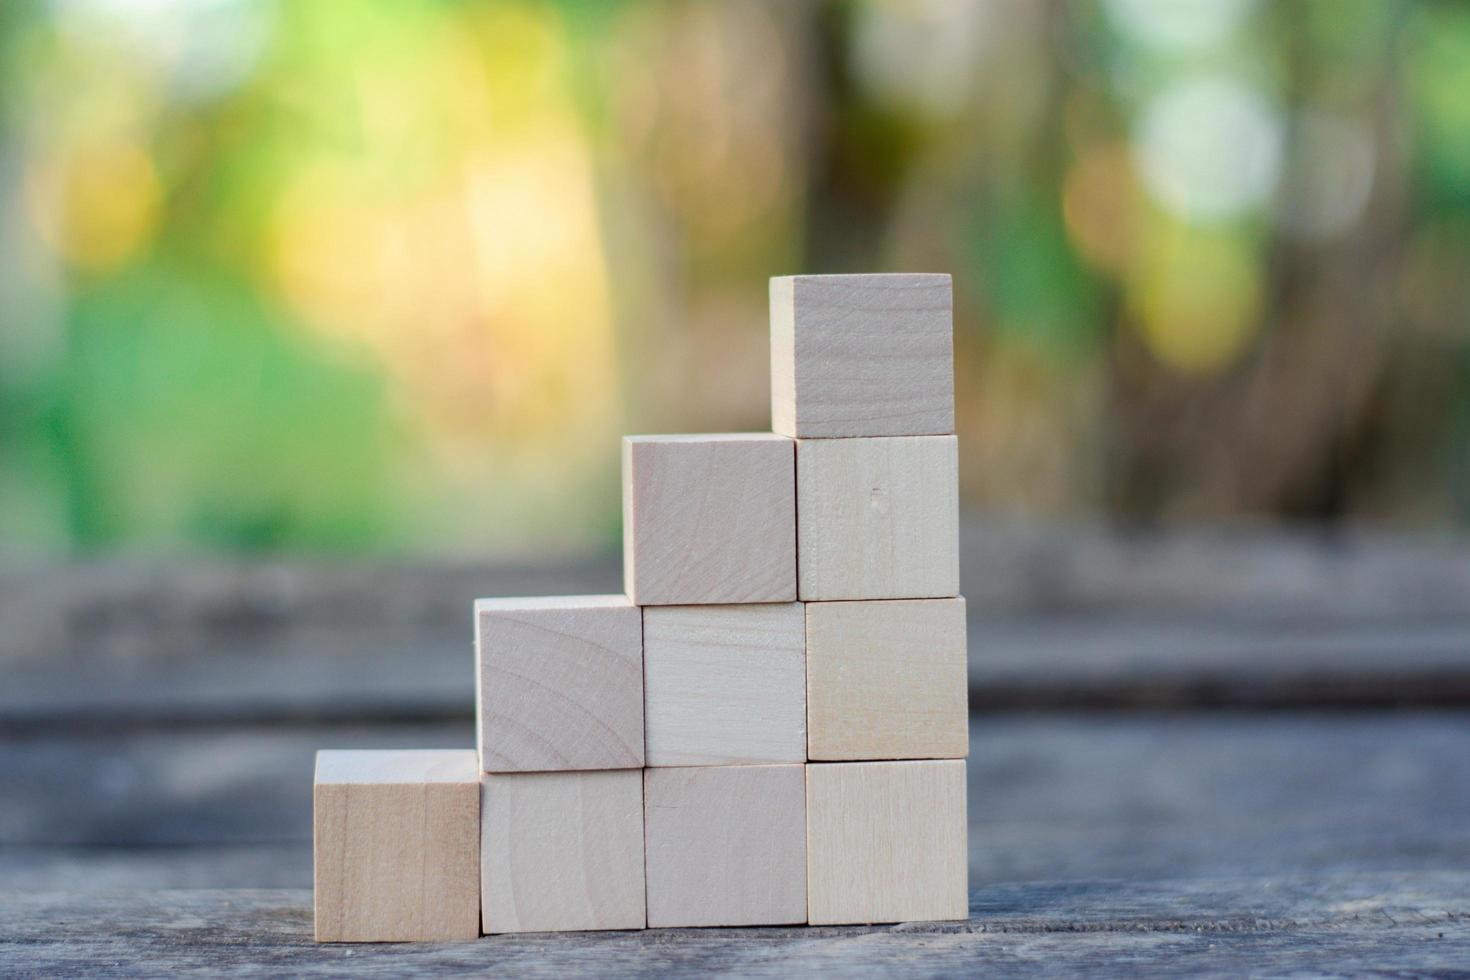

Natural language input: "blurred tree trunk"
[1108,3,1409,523]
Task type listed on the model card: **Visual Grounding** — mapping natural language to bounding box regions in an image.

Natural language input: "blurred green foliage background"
[2,0,1468,557]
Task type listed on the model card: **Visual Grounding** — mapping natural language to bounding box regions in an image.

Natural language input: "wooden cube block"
[644,603,806,767]
[623,434,796,606]
[313,750,480,942]
[481,769,646,934]
[796,435,959,601]
[806,598,968,761]
[771,273,954,439]
[644,765,807,928]
[475,595,643,773]
[806,760,968,925]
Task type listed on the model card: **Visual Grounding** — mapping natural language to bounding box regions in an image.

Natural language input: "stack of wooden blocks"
[314,274,969,941]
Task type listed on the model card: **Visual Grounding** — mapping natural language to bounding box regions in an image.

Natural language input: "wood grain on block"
[796,435,959,601]
[644,765,807,928]
[806,598,968,761]
[475,595,643,773]
[481,769,646,934]
[313,750,479,942]
[770,273,954,439]
[623,434,796,606]
[806,759,968,925]
[644,603,806,767]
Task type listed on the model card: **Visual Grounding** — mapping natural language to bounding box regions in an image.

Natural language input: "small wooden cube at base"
[481,769,646,934]
[314,750,480,942]
[476,595,643,773]
[623,434,796,606]
[796,435,959,601]
[770,273,954,439]
[806,760,968,926]
[644,765,807,928]
[644,603,806,767]
[806,598,968,761]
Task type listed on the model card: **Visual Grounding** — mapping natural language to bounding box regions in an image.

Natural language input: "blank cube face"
[644,603,806,767]
[796,435,959,601]
[644,765,807,928]
[314,750,480,942]
[806,760,968,926]
[623,434,796,606]
[481,769,646,934]
[771,274,954,439]
[807,598,968,761]
[476,596,643,773]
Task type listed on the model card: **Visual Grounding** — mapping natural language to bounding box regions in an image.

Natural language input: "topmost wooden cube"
[770,273,954,439]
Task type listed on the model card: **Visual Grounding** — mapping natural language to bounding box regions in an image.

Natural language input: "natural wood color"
[796,435,959,601]
[770,274,954,439]
[475,595,643,773]
[623,434,796,606]
[806,760,967,926]
[644,765,807,928]
[806,598,968,761]
[312,750,479,942]
[481,769,646,934]
[643,603,806,766]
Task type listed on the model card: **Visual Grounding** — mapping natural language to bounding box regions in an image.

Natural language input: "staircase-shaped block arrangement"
[312,273,969,940]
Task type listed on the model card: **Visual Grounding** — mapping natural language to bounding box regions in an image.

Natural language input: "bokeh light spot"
[1103,0,1258,52]
[1063,142,1142,274]
[1134,75,1283,222]
[1279,110,1375,241]
[27,139,162,272]
[852,0,991,117]
[1129,222,1263,374]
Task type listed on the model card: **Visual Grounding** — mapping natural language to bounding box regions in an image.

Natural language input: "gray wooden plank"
[0,651,475,731]
[967,616,1470,709]
[0,843,310,890]
[1,875,1467,978]
[971,712,1470,883]
[6,523,1470,721]
[0,723,473,847]
[7,523,1469,670]
[6,715,1469,890]
[0,556,623,669]
[7,613,1469,731]
[958,520,1470,620]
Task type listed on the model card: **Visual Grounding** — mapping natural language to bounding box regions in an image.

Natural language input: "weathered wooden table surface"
[3,521,1469,976]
